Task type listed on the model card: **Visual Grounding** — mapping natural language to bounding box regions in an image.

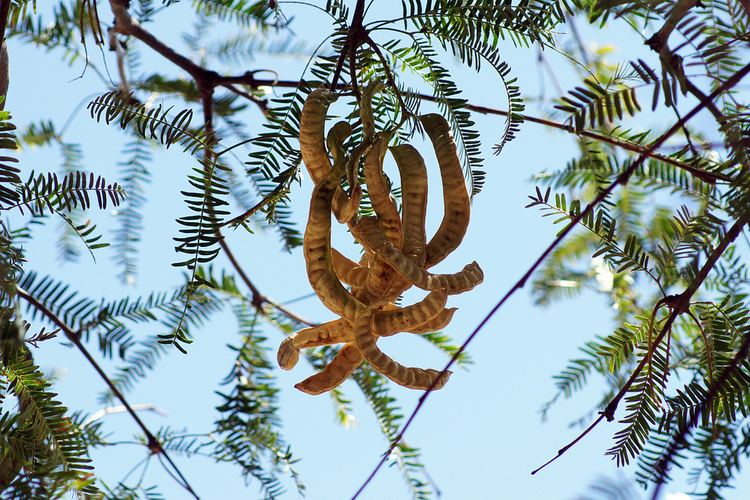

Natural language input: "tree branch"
[650,260,750,498]
[352,60,750,499]
[16,286,200,500]
[108,1,727,185]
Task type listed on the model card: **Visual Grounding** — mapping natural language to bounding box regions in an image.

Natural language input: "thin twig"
[16,287,200,500]
[198,72,317,329]
[106,0,730,186]
[351,60,750,499]
[650,278,750,499]
[220,83,269,114]
[532,217,747,477]
[219,235,317,327]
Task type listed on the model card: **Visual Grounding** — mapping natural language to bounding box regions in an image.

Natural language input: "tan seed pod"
[420,113,471,268]
[359,80,386,143]
[327,120,363,223]
[351,217,484,295]
[405,307,458,334]
[372,289,447,336]
[331,249,369,288]
[353,308,452,390]
[277,336,301,370]
[364,138,401,244]
[391,144,428,266]
[357,88,403,300]
[277,293,449,371]
[294,344,364,395]
[277,319,351,369]
[300,89,337,184]
[304,165,363,318]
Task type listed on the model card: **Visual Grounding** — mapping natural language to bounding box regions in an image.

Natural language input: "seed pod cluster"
[278,83,483,394]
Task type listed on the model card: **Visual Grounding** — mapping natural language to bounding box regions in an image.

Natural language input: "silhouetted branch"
[352,60,750,499]
[16,286,201,500]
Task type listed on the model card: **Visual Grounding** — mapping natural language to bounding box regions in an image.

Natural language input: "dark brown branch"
[107,0,728,185]
[110,0,315,330]
[220,83,269,114]
[16,287,200,500]
[110,0,206,82]
[454,98,730,184]
[0,0,11,110]
[330,0,367,91]
[352,60,750,499]
[219,235,317,327]
[645,0,703,54]
[197,66,316,329]
[650,260,750,498]
[0,0,11,45]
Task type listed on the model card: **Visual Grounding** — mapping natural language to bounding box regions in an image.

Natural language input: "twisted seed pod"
[405,307,458,334]
[304,165,363,318]
[352,217,484,294]
[364,138,401,244]
[295,344,363,395]
[359,80,385,143]
[353,309,452,390]
[357,85,403,299]
[331,249,368,288]
[361,141,406,300]
[277,319,352,369]
[300,89,337,184]
[420,113,471,268]
[392,144,428,266]
[372,289,446,336]
[278,292,449,370]
[327,120,361,223]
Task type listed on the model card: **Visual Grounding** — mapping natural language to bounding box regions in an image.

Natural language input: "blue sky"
[8,1,749,499]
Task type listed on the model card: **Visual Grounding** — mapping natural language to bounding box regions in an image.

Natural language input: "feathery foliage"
[4,0,750,498]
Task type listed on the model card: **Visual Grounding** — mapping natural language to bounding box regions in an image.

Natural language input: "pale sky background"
[8,1,750,499]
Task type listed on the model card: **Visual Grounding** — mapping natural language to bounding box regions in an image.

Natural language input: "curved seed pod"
[352,217,484,294]
[420,113,471,268]
[278,301,453,370]
[361,140,402,300]
[359,80,385,143]
[327,120,352,160]
[365,254,399,300]
[362,138,402,300]
[295,344,363,395]
[391,144,428,265]
[331,249,368,288]
[327,120,362,223]
[277,319,351,369]
[364,138,401,244]
[333,184,361,224]
[300,89,337,184]
[372,289,447,336]
[304,166,363,318]
[405,307,458,334]
[354,309,452,390]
